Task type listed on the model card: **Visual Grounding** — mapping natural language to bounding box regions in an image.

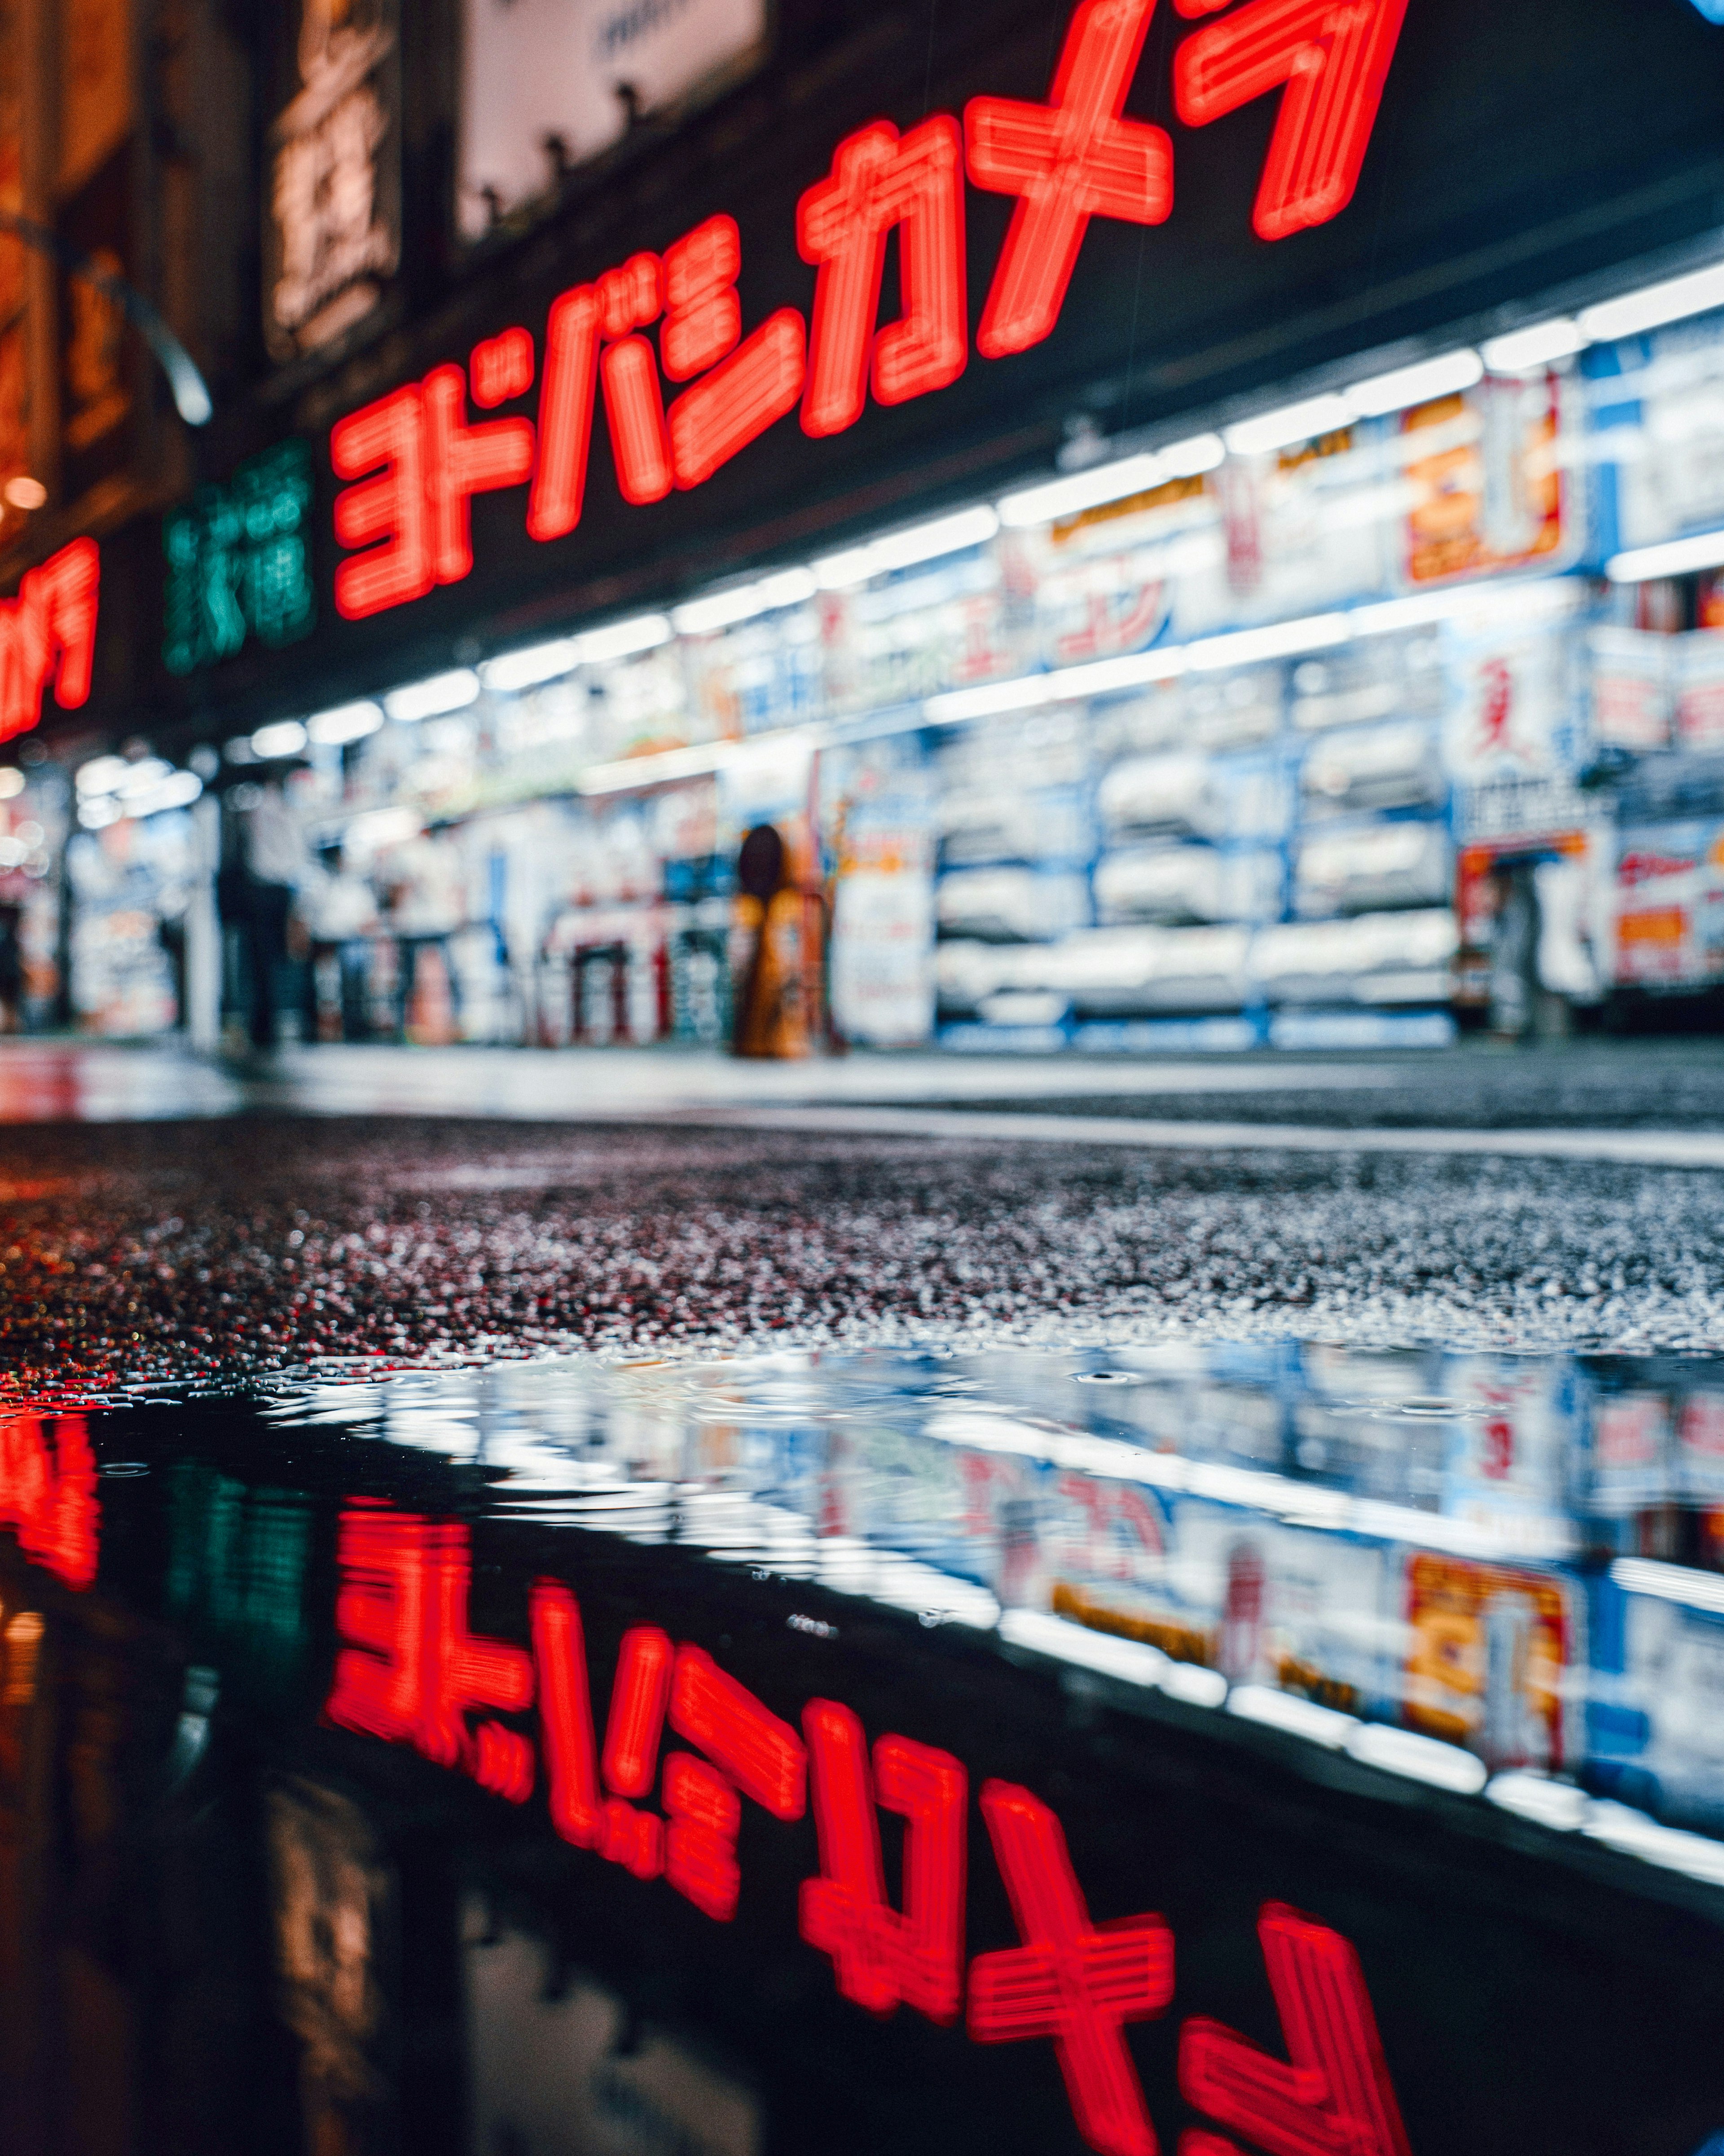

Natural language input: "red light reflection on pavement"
[0,1414,97,1588]
[1173,0,1412,242]
[801,1698,967,2022]
[1179,1903,1413,2156]
[970,1779,1175,2156]
[325,1501,534,1789]
[327,1503,1411,2156]
[965,0,1174,360]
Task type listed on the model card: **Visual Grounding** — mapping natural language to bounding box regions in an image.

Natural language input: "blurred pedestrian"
[381,824,465,1041]
[304,842,379,1041]
[730,823,824,1058]
[230,776,310,1052]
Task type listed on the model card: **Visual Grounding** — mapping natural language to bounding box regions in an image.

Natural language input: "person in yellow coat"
[730,822,826,1059]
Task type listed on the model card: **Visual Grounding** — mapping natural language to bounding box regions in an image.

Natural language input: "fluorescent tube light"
[384,669,481,723]
[1227,1684,1356,1749]
[344,805,419,853]
[1185,613,1351,670]
[574,613,672,665]
[480,638,583,693]
[307,700,384,747]
[814,505,999,589]
[1580,260,1724,344]
[1346,1722,1487,1794]
[1346,347,1482,418]
[76,754,128,796]
[922,644,1186,726]
[1486,1772,1589,1832]
[115,758,173,794]
[132,771,203,818]
[251,719,308,759]
[997,432,1223,527]
[1610,1556,1724,1614]
[1481,318,1588,374]
[1224,393,1353,458]
[672,567,818,636]
[1583,1800,1724,1887]
[1605,529,1724,583]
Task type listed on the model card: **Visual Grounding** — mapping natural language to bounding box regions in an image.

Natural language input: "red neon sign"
[1173,0,1413,242]
[327,1502,1415,2156]
[329,0,1410,619]
[965,0,1174,360]
[797,115,968,436]
[0,538,100,741]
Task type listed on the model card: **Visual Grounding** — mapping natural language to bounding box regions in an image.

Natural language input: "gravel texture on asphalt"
[2,1115,1724,1385]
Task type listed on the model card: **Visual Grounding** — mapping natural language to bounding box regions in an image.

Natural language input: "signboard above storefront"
[62,0,1724,739]
[334,0,1419,623]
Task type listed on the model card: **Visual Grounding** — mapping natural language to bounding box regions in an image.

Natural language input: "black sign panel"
[85,0,1724,739]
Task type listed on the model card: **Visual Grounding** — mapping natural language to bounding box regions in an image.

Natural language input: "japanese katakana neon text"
[325,1503,1413,2156]
[329,0,1412,618]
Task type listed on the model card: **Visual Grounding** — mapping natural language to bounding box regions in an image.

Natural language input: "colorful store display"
[51,262,1724,1046]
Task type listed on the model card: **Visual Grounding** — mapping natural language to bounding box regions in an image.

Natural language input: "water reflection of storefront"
[9,1349,1724,2151]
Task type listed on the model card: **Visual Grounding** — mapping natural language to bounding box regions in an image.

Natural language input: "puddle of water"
[2,1339,1724,2154]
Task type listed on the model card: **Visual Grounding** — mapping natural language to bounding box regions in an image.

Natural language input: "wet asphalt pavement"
[7,1081,1724,1388]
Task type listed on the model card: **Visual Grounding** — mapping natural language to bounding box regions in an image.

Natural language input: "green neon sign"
[163,437,316,675]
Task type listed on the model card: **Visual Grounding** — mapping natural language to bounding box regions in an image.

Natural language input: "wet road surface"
[1,1110,1724,1391]
[5,1046,1724,2153]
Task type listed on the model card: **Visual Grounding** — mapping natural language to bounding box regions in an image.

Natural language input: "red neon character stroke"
[1178,1902,1412,2156]
[0,538,100,741]
[796,115,967,437]
[597,1621,673,1877]
[663,1644,806,1918]
[1173,0,1412,242]
[965,0,1173,360]
[528,227,806,537]
[526,287,603,542]
[968,1780,1174,2156]
[471,326,534,407]
[530,1580,603,1847]
[335,361,536,610]
[0,1414,97,1589]
[800,1699,967,2023]
[326,1503,535,1798]
[663,216,743,381]
[332,385,434,620]
[423,364,537,584]
[661,216,805,491]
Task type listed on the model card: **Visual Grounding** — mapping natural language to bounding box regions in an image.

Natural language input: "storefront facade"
[26,0,1724,1046]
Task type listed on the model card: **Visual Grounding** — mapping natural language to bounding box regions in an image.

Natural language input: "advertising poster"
[1403,1551,1574,1772]
[1612,818,1724,988]
[1402,372,1578,586]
